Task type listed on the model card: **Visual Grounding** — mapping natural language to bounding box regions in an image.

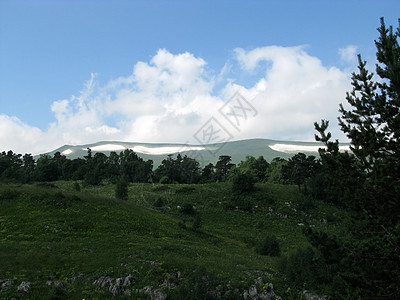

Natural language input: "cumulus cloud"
[339,45,358,65]
[0,46,353,155]
[0,115,43,154]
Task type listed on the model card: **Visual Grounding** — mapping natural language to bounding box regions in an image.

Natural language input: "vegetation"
[0,17,398,299]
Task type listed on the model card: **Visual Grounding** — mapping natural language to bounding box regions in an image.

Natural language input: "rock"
[124,274,136,287]
[243,282,277,300]
[115,277,124,286]
[1,279,15,290]
[140,285,168,300]
[69,273,84,283]
[249,286,258,297]
[303,290,328,300]
[109,284,121,297]
[17,281,31,292]
[255,277,263,285]
[46,280,65,287]
[93,276,114,289]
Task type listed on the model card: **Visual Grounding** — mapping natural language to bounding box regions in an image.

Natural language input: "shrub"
[278,246,329,289]
[159,175,170,184]
[73,181,81,192]
[153,197,164,207]
[0,187,20,201]
[180,202,196,215]
[115,176,129,200]
[173,266,218,299]
[231,171,256,195]
[192,214,202,231]
[255,235,281,256]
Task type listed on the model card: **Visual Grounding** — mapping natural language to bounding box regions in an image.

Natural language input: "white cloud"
[339,45,358,65]
[0,115,43,154]
[0,47,353,155]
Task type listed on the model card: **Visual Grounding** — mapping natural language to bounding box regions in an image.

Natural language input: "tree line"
[0,145,318,189]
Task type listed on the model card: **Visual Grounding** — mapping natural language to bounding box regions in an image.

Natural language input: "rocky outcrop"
[303,290,328,300]
[139,286,168,300]
[17,281,31,292]
[92,274,136,297]
[243,278,276,300]
[0,279,15,291]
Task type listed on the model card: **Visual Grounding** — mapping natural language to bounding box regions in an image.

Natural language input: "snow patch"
[61,149,73,155]
[269,144,350,153]
[82,144,207,155]
[131,145,206,155]
[85,144,127,152]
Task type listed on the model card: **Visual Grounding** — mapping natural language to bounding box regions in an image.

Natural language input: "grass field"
[0,181,347,299]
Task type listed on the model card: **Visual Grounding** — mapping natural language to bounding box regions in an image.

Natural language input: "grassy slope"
[0,182,347,298]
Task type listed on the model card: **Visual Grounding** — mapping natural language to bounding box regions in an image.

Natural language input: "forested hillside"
[0,17,399,299]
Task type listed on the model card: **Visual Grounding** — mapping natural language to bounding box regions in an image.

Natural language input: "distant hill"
[43,138,350,167]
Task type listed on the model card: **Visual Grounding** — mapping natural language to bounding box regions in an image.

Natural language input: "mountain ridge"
[42,138,350,167]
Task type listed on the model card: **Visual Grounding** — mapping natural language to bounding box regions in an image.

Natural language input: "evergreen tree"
[215,155,234,182]
[311,18,400,298]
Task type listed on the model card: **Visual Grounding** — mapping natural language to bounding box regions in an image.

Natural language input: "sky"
[1,0,399,155]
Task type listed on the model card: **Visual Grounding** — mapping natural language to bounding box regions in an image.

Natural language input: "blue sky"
[1,0,399,154]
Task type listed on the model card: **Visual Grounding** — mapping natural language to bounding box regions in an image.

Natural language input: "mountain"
[44,138,350,167]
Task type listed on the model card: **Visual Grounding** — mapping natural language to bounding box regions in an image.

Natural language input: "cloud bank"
[0,46,354,155]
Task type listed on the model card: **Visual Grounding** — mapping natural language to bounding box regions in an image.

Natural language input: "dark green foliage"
[0,187,20,200]
[35,154,59,182]
[237,155,269,182]
[310,18,400,298]
[153,197,164,207]
[0,151,23,182]
[180,202,196,215]
[175,186,196,194]
[115,176,129,200]
[201,163,215,183]
[215,155,234,182]
[83,168,102,186]
[228,194,252,211]
[73,181,81,192]
[278,247,329,290]
[155,154,200,184]
[265,157,288,184]
[255,235,281,257]
[29,190,81,208]
[283,153,319,193]
[173,267,218,300]
[231,171,256,195]
[159,175,171,184]
[192,214,202,231]
[119,149,153,183]
[152,185,170,192]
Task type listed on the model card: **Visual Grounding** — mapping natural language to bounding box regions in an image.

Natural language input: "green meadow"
[0,181,347,299]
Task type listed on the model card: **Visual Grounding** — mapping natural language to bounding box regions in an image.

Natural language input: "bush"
[278,246,329,289]
[180,202,196,215]
[153,197,164,207]
[159,175,170,184]
[255,235,281,256]
[192,214,202,231]
[115,176,129,200]
[73,181,81,192]
[0,187,20,201]
[231,172,256,195]
[173,266,218,299]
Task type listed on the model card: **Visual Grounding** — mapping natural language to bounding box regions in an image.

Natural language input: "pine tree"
[311,18,400,298]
